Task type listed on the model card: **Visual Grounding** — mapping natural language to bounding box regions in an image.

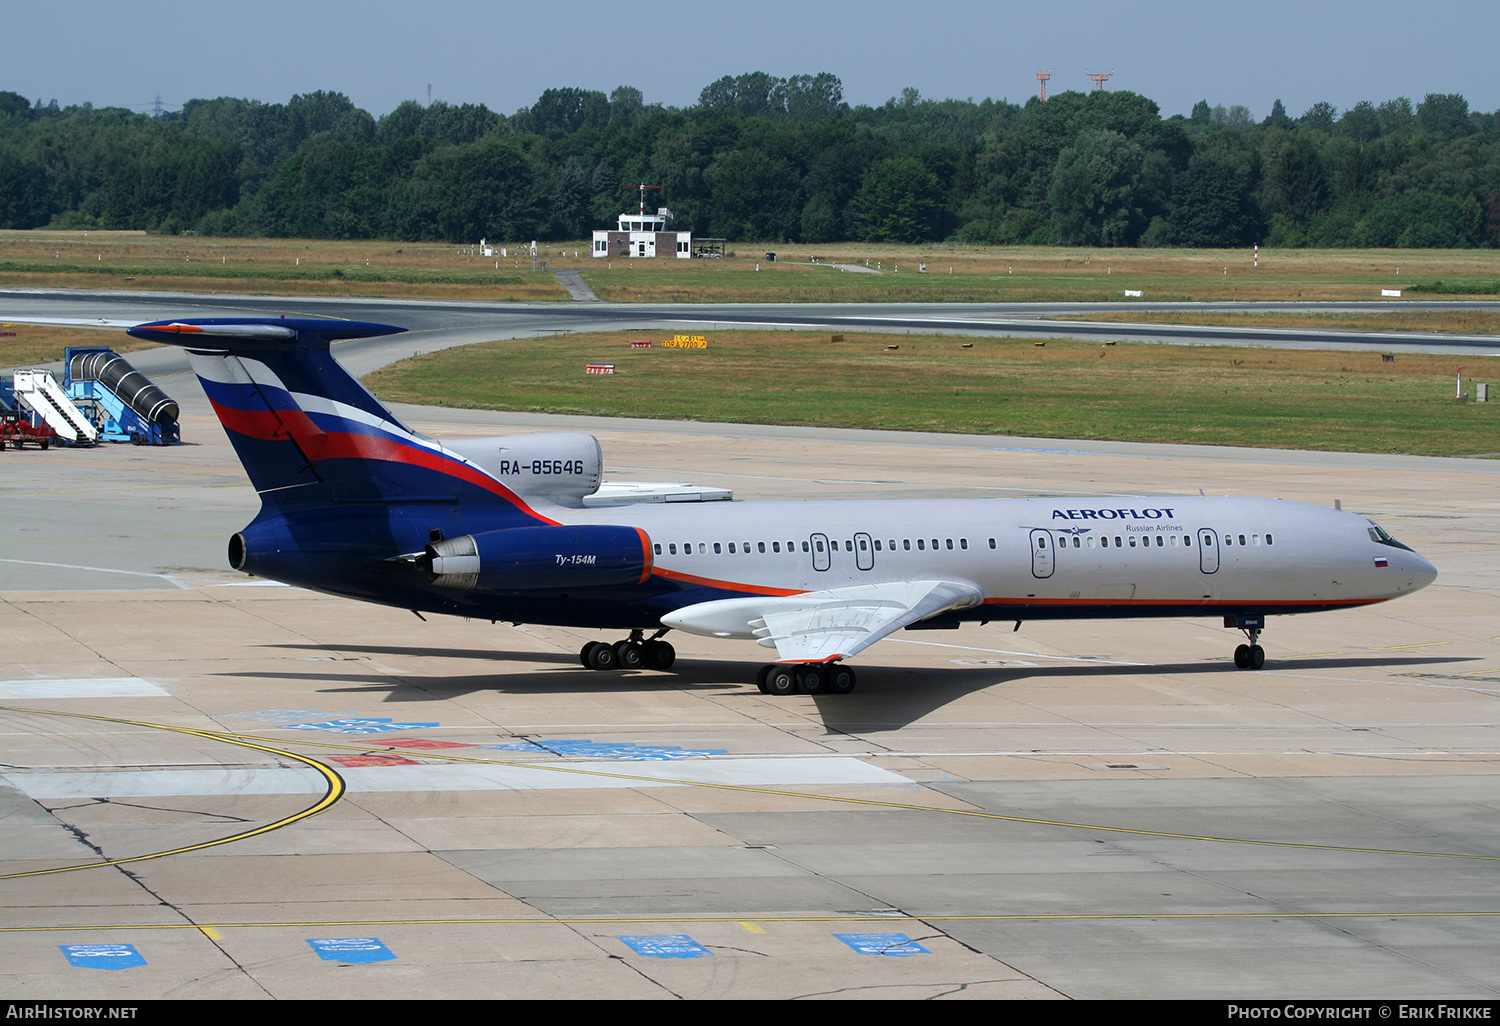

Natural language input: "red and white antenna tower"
[623,183,662,215]
[1087,71,1113,91]
[1035,71,1052,102]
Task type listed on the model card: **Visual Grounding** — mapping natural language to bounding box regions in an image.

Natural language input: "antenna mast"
[1035,71,1052,103]
[1087,71,1114,91]
[623,183,662,215]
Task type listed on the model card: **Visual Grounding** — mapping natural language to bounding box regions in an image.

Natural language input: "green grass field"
[3,230,1498,304]
[362,330,1499,457]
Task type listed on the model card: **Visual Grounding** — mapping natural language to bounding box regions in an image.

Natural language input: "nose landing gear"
[1226,614,1267,669]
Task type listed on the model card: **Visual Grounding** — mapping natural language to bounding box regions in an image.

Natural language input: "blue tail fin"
[129,318,550,525]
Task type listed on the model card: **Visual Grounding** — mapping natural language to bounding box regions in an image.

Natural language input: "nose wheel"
[1232,627,1265,669]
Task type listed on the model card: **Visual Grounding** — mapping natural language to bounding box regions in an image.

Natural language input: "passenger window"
[960,538,968,550]
[654,544,662,555]
[1184,536,1192,547]
[1129,536,1136,547]
[917,539,925,550]
[945,539,953,550]
[758,542,765,553]
[1252,535,1260,546]
[815,539,824,552]
[1266,534,1273,546]
[698,543,706,554]
[714,543,722,554]
[988,538,995,549]
[772,541,780,553]
[1156,536,1164,547]
[1239,535,1247,546]
[728,542,736,553]
[802,541,809,552]
[904,540,912,550]
[1116,537,1123,548]
[1074,537,1081,548]
[859,538,868,551]
[743,541,750,553]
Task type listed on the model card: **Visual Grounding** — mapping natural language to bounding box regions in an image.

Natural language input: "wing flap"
[662,579,982,663]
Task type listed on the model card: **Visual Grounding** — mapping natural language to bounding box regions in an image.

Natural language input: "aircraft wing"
[661,579,983,663]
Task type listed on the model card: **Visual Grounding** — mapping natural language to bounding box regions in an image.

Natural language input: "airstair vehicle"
[64,347,180,445]
[10,367,97,445]
[0,384,60,450]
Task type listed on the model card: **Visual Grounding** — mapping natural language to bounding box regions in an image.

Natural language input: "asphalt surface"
[1,288,1497,1000]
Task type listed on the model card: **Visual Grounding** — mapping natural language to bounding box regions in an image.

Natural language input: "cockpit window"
[1367,520,1414,551]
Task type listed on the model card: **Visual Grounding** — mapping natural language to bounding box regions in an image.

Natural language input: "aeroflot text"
[1052,508,1176,521]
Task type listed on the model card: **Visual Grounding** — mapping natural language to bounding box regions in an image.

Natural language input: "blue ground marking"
[59,944,147,970]
[284,717,440,735]
[219,708,362,724]
[482,739,728,760]
[833,933,931,957]
[306,938,396,964]
[618,935,713,958]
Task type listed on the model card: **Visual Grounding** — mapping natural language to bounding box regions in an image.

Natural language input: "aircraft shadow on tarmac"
[220,646,1478,731]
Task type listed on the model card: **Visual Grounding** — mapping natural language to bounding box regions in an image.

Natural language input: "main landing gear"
[1226,614,1266,670]
[580,629,675,672]
[756,663,857,696]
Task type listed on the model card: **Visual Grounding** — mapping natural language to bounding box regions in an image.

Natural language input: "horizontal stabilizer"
[127,317,406,351]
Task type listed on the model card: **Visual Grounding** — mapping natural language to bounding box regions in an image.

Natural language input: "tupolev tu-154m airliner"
[129,317,1438,696]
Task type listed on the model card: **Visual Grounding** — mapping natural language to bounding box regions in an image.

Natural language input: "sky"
[10,0,1499,122]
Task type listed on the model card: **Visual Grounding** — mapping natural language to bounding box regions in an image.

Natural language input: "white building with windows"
[592,207,692,259]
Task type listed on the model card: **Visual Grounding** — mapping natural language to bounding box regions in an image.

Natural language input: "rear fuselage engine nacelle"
[444,433,603,506]
[422,524,653,593]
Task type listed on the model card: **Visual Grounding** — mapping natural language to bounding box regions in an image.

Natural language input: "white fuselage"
[561,494,1435,624]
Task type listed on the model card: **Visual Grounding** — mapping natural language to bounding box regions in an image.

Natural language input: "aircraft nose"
[1403,552,1438,593]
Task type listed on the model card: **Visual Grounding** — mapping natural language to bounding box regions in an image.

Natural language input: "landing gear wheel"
[1247,644,1265,670]
[756,664,774,693]
[580,642,601,668]
[765,666,797,696]
[1234,644,1250,669]
[797,666,825,694]
[828,665,857,694]
[614,640,645,670]
[586,642,618,671]
[643,640,676,670]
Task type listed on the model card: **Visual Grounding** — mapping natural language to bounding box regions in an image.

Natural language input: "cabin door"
[854,532,875,571]
[810,533,831,572]
[1029,529,1055,578]
[1197,529,1220,573]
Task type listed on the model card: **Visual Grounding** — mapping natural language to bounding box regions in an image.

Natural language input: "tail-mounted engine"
[422,524,652,593]
[444,433,603,507]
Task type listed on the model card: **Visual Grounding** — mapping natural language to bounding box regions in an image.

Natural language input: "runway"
[1,290,1498,999]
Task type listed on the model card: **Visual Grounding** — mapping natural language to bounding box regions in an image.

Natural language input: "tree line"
[2,75,1498,249]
